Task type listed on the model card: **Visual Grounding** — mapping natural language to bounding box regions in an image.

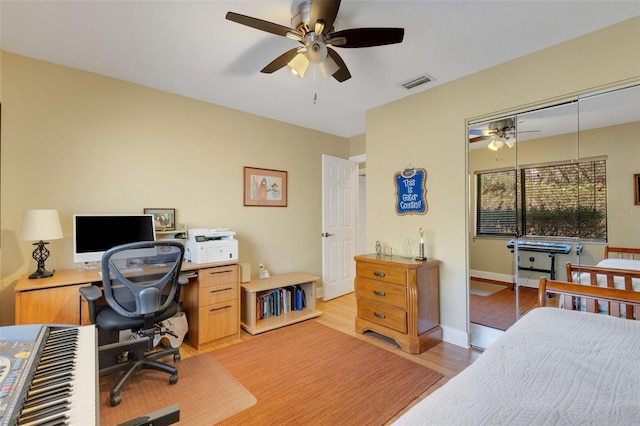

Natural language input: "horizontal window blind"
[476,160,607,240]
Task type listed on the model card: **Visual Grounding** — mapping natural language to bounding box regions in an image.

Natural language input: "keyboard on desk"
[506,239,574,254]
[0,324,98,426]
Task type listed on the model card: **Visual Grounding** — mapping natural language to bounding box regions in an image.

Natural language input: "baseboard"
[470,269,512,284]
[441,325,469,349]
[470,269,540,288]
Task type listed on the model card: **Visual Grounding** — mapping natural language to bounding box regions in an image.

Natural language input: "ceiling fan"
[225,0,405,82]
[469,118,540,150]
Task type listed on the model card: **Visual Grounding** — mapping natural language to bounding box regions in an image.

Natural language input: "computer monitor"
[73,214,156,265]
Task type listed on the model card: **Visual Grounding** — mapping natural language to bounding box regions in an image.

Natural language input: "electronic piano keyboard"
[0,324,98,426]
[506,239,576,254]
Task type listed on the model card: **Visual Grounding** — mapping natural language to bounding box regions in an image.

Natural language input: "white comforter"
[393,308,640,425]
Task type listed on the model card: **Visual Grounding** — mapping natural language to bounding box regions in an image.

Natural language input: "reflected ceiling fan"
[469,118,540,150]
[225,0,405,82]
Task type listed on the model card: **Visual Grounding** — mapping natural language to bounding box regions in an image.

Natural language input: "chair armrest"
[80,285,102,301]
[79,285,103,323]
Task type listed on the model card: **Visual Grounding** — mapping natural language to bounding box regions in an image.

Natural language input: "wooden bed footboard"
[565,262,640,317]
[604,245,640,259]
[538,277,640,319]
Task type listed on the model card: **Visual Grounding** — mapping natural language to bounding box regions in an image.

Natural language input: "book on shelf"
[256,286,306,320]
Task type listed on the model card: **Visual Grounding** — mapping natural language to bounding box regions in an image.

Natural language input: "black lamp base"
[28,240,55,279]
[28,267,55,279]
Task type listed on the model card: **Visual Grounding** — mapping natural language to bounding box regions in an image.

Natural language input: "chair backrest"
[101,241,185,319]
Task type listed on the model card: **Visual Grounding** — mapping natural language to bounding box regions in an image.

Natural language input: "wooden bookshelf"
[240,272,321,335]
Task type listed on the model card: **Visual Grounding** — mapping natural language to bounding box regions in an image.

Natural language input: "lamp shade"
[20,209,63,241]
[287,53,310,77]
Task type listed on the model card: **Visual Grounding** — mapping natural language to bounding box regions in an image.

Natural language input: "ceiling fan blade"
[261,48,300,74]
[469,135,492,143]
[331,28,404,48]
[226,11,299,38]
[327,48,351,82]
[309,0,341,34]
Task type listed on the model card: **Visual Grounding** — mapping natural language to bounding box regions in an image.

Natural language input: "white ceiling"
[1,1,639,138]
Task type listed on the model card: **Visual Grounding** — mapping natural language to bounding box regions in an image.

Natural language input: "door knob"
[321,232,335,238]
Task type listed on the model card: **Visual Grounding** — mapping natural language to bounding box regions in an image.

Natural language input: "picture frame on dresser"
[243,167,288,207]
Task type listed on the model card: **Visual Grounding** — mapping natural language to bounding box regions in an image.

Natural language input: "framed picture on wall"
[244,167,288,207]
[144,208,176,231]
[635,174,640,205]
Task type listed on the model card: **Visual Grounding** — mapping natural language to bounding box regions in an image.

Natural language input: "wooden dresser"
[354,254,441,354]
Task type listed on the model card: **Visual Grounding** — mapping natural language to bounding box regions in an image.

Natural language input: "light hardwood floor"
[178,291,481,421]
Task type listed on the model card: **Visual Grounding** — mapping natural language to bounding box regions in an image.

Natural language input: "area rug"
[99,353,256,426]
[471,286,539,330]
[212,320,443,425]
[470,280,509,296]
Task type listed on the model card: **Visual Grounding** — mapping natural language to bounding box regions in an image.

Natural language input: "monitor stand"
[76,261,99,270]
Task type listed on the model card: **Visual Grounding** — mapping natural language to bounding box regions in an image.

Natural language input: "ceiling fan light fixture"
[307,41,328,64]
[504,138,515,148]
[288,53,309,77]
[487,139,504,151]
[320,55,339,79]
[285,31,303,42]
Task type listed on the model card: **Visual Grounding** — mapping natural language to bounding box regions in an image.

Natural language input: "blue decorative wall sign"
[394,166,428,215]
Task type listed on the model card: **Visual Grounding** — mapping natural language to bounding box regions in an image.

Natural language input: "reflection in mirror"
[468,84,640,349]
[577,85,640,263]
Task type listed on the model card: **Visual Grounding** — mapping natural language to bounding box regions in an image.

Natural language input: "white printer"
[185,228,238,264]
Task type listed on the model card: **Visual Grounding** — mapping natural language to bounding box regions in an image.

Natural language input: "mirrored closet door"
[468,83,639,349]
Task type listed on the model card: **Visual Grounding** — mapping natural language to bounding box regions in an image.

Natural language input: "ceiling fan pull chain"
[313,67,318,104]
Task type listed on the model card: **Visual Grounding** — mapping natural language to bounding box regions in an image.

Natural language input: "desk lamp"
[20,209,63,279]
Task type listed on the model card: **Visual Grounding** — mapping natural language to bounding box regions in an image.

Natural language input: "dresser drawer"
[199,281,238,306]
[199,265,238,288]
[356,262,407,286]
[356,278,406,309]
[357,299,407,333]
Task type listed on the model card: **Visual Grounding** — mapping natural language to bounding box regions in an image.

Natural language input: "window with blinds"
[476,159,607,240]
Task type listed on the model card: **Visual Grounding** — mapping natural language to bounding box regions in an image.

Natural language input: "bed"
[565,245,640,317]
[393,277,640,425]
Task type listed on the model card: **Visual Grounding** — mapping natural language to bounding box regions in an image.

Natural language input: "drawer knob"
[373,271,386,277]
[210,305,232,312]
[210,270,233,275]
[374,312,386,319]
[373,290,386,297]
[210,287,233,293]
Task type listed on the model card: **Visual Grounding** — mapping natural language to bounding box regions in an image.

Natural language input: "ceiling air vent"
[400,73,434,90]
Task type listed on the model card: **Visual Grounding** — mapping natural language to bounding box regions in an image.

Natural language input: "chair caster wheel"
[169,374,178,385]
[174,353,181,362]
[110,394,122,406]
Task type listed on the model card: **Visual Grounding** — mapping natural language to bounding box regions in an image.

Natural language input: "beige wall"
[365,17,640,346]
[470,121,640,281]
[349,134,366,158]
[0,53,349,325]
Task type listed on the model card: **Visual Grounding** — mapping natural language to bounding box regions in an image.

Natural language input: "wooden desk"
[14,260,240,348]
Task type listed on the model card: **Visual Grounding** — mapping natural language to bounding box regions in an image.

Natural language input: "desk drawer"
[357,299,406,333]
[356,263,407,286]
[199,265,238,288]
[199,282,238,306]
[356,278,406,309]
[198,300,239,342]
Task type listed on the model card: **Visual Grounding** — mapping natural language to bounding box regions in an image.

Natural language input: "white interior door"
[322,154,357,300]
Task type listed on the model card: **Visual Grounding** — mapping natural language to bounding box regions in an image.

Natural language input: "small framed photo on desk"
[144,208,176,231]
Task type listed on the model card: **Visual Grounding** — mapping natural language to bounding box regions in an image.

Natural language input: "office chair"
[80,241,188,407]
